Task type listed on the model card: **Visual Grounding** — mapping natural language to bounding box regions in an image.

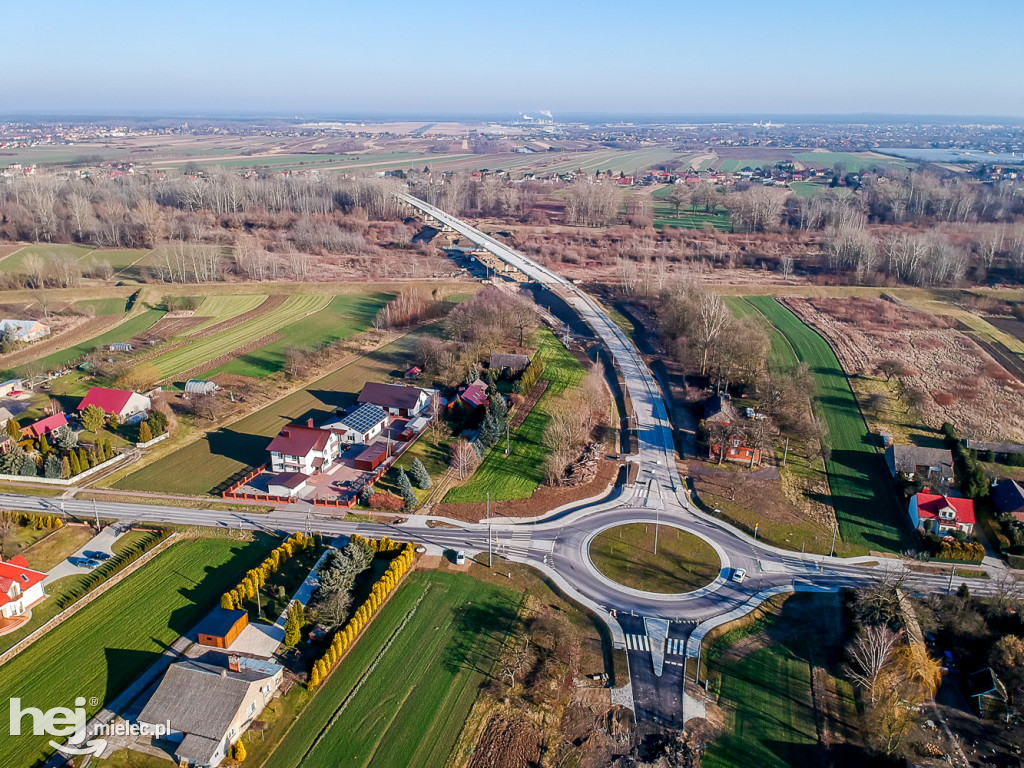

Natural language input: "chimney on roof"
[922,487,930,495]
[307,418,314,428]
[228,655,242,672]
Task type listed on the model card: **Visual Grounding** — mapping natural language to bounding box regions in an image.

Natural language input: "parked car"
[82,558,102,569]
[83,551,110,561]
[455,550,466,565]
[731,568,746,583]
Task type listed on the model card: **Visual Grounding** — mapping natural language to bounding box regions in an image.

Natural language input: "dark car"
[83,551,111,561]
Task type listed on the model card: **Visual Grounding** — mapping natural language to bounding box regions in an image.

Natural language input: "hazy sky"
[6,0,1023,117]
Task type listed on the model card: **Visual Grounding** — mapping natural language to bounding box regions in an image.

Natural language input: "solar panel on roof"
[339,403,387,433]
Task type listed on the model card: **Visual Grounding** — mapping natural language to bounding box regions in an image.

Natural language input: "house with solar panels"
[319,403,389,445]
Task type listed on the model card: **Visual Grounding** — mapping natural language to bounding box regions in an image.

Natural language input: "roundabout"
[588,522,723,595]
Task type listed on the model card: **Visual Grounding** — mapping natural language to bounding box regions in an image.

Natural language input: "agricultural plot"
[792,151,915,173]
[184,293,269,335]
[0,242,94,272]
[649,190,731,231]
[715,158,776,173]
[443,329,585,503]
[84,248,151,271]
[208,292,392,378]
[743,297,911,552]
[723,297,798,373]
[113,323,445,495]
[72,296,129,316]
[144,293,332,380]
[263,570,518,768]
[540,147,683,176]
[0,536,274,768]
[10,307,166,376]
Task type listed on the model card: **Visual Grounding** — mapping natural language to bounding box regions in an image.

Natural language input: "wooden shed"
[195,607,249,648]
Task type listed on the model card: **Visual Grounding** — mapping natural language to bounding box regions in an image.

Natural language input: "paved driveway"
[41,525,125,587]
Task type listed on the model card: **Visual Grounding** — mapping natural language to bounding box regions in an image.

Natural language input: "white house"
[0,556,47,619]
[319,403,388,445]
[266,421,341,474]
[77,387,152,421]
[0,319,50,343]
[908,492,976,537]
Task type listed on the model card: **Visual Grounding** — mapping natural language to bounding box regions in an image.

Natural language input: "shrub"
[368,492,404,511]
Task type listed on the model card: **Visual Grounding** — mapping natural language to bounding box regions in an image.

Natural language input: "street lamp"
[753,522,758,541]
[487,491,492,568]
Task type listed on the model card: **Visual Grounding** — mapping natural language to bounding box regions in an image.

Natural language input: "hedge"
[56,528,171,608]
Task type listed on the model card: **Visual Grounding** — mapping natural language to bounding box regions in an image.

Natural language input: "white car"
[455,550,466,565]
[731,568,746,583]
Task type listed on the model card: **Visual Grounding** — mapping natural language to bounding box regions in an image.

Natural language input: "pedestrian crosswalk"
[665,637,685,656]
[499,531,532,558]
[625,634,650,651]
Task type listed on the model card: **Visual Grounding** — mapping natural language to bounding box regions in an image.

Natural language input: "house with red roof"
[909,492,976,537]
[22,412,68,440]
[266,421,341,475]
[458,384,489,411]
[0,555,47,619]
[77,387,152,421]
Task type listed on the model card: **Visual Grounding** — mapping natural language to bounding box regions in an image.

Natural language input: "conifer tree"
[409,458,431,490]
[139,421,152,443]
[397,469,417,509]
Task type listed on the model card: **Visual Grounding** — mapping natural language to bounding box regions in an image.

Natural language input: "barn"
[354,443,388,471]
[195,607,249,649]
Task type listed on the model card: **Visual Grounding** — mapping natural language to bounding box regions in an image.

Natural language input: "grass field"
[263,570,517,768]
[10,307,167,376]
[742,297,910,552]
[0,243,94,272]
[0,536,274,768]
[208,293,392,378]
[589,523,720,593]
[20,524,96,571]
[788,181,853,199]
[716,158,776,173]
[113,323,444,495]
[145,293,332,379]
[443,328,585,503]
[704,594,858,768]
[649,187,731,231]
[185,294,269,335]
[792,151,915,173]
[539,147,683,176]
[73,297,129,316]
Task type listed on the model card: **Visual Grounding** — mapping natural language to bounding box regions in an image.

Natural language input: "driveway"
[41,525,125,587]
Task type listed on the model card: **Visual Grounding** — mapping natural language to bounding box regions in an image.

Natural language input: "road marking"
[625,634,650,651]
[666,638,685,656]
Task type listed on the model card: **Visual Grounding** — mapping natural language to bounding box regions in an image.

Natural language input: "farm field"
[0,242,94,272]
[715,158,776,173]
[208,292,392,378]
[442,328,585,503]
[145,293,332,380]
[788,180,853,199]
[113,322,445,495]
[705,594,858,768]
[539,147,684,176]
[724,296,799,373]
[73,296,129,316]
[185,293,269,335]
[263,570,517,768]
[9,307,167,376]
[0,535,274,768]
[649,186,731,231]
[792,151,915,172]
[742,297,910,552]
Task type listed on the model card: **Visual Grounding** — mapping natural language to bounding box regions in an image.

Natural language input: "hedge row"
[514,356,545,395]
[308,538,415,688]
[1,511,64,530]
[220,531,314,610]
[56,528,171,608]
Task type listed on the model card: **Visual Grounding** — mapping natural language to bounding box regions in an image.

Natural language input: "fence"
[135,432,170,449]
[0,453,126,487]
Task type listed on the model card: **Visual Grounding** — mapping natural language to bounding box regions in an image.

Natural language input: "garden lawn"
[0,535,275,768]
[145,293,332,379]
[443,328,585,503]
[113,323,446,495]
[589,523,720,593]
[73,297,129,316]
[209,293,393,378]
[20,524,96,571]
[15,308,167,375]
[263,570,519,768]
[744,297,911,552]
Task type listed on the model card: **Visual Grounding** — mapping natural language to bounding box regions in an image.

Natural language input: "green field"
[442,329,585,503]
[0,536,273,768]
[649,186,731,231]
[723,297,799,373]
[705,595,858,768]
[589,523,720,593]
[741,297,910,552]
[185,294,269,335]
[0,243,94,272]
[539,147,683,176]
[793,151,915,173]
[9,307,167,376]
[263,570,517,768]
[716,159,776,173]
[145,293,332,379]
[114,323,444,495]
[72,297,129,316]
[208,293,392,378]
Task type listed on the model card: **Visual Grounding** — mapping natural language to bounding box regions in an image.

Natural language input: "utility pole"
[93,500,100,531]
[654,505,661,556]
[829,525,837,558]
[753,523,758,541]
[256,582,263,620]
[505,420,510,456]
[947,565,956,594]
[782,437,789,467]
[487,491,492,568]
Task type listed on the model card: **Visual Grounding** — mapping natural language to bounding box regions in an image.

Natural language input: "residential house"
[908,492,976,536]
[0,319,50,343]
[0,555,47,619]
[992,478,1024,522]
[357,382,430,417]
[0,379,23,397]
[77,387,152,422]
[703,395,760,464]
[137,656,283,768]
[457,384,489,412]
[489,352,530,374]
[319,403,388,445]
[21,412,67,440]
[266,422,341,475]
[885,445,956,486]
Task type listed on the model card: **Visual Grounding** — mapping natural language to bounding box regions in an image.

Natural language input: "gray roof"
[888,445,954,476]
[177,733,222,763]
[490,353,530,371]
[964,439,1024,455]
[992,479,1024,514]
[358,382,426,410]
[138,659,279,742]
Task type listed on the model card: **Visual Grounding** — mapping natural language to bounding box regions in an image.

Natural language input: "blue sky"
[6,0,1023,117]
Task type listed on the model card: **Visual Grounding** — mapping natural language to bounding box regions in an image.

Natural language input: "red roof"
[460,385,488,408]
[915,493,976,525]
[77,387,134,416]
[0,555,46,609]
[266,425,331,457]
[24,412,67,439]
